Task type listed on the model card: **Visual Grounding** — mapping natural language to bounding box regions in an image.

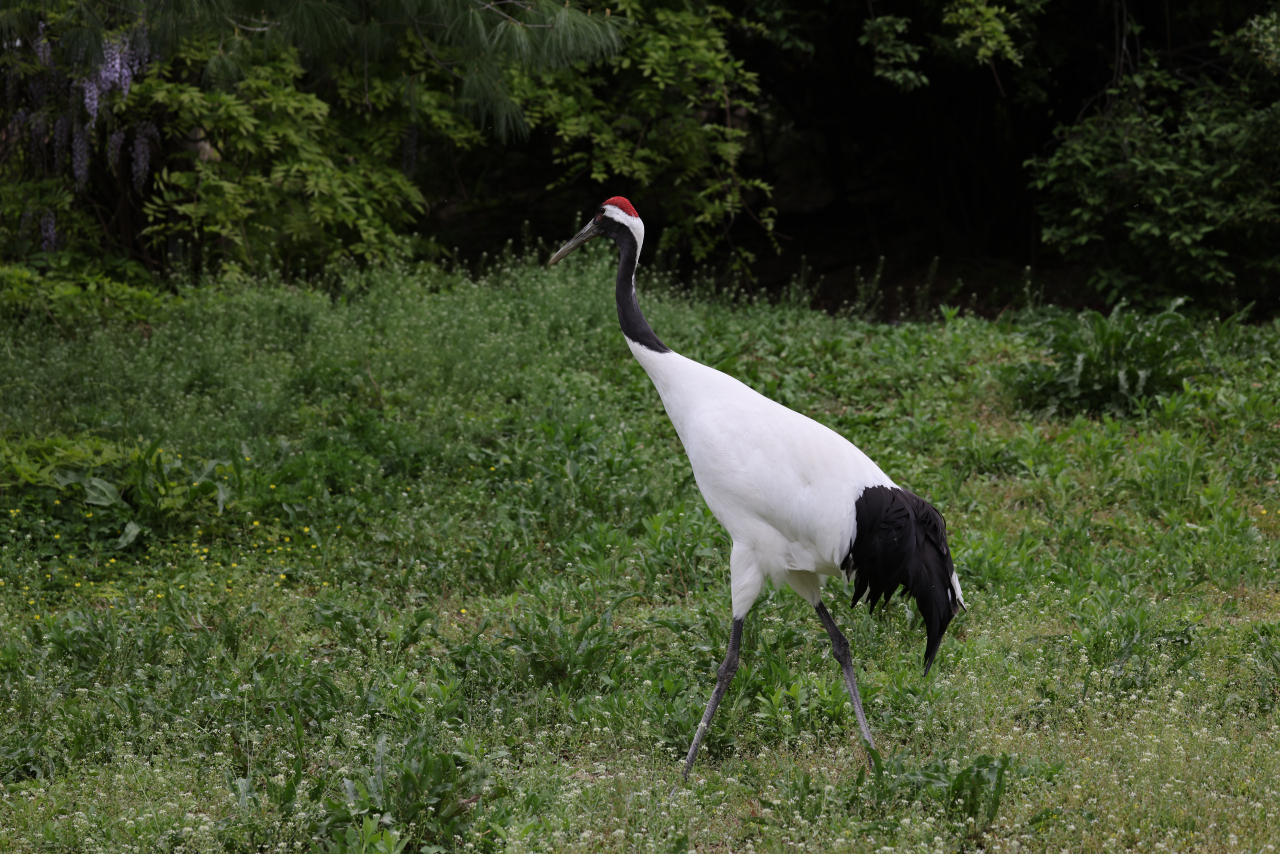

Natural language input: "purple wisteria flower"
[82,34,144,128]
[82,79,99,125]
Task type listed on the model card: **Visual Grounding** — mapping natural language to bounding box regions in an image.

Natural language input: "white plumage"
[630,341,895,614]
[550,197,965,782]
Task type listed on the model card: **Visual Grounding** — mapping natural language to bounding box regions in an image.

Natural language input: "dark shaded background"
[424,0,1264,315]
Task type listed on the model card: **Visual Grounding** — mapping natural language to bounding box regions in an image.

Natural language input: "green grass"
[1,246,1279,853]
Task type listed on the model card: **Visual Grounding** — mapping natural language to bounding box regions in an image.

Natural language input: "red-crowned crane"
[548,197,967,782]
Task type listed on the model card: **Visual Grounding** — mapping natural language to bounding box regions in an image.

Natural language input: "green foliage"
[320,818,409,854]
[748,749,1050,838]
[0,261,166,326]
[1011,300,1207,415]
[0,0,776,277]
[315,733,502,853]
[1028,54,1280,303]
[140,43,424,269]
[1242,9,1280,72]
[1,255,1279,851]
[726,0,1274,306]
[5,0,1274,305]
[887,749,1039,830]
[0,0,620,269]
[859,16,929,92]
[0,0,622,140]
[915,751,1010,827]
[0,3,439,270]
[0,429,393,561]
[498,606,635,693]
[515,0,775,270]
[940,0,1045,67]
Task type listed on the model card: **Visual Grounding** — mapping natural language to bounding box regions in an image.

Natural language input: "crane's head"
[548,197,644,266]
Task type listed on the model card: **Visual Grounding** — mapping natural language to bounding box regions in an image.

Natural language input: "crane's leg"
[815,600,875,749]
[677,616,743,784]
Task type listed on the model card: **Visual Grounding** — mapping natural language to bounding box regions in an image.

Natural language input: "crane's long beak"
[548,217,601,266]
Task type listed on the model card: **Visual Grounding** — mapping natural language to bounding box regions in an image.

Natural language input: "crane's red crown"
[602,196,639,218]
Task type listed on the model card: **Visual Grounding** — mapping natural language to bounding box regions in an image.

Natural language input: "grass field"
[1,247,1279,854]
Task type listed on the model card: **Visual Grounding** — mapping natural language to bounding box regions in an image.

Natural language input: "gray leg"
[678,617,743,784]
[815,600,875,749]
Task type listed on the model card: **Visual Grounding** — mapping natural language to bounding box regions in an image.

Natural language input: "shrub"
[0,260,167,327]
[313,732,507,852]
[0,1,769,278]
[1027,56,1280,306]
[1011,299,1204,415]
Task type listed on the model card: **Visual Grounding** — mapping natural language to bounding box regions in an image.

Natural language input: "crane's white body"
[628,341,895,617]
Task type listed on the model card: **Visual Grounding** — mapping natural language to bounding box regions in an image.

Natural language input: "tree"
[0,0,623,273]
[1027,11,1280,305]
[514,0,775,269]
[710,0,1271,310]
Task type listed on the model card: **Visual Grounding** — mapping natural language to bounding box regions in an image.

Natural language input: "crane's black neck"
[612,227,669,354]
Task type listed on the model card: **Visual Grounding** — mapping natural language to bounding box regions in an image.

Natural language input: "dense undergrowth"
[1,247,1279,853]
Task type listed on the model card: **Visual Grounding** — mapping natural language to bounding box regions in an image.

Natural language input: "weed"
[1012,299,1206,415]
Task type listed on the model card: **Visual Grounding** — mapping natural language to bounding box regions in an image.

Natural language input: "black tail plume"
[844,486,960,675]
